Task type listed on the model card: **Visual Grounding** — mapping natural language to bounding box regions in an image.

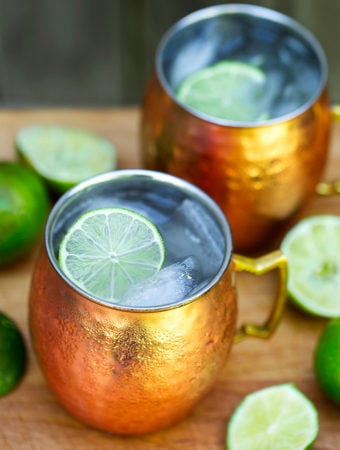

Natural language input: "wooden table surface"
[0,108,339,449]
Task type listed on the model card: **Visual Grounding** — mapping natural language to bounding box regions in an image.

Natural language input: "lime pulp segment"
[281,215,340,317]
[58,207,165,303]
[176,60,268,122]
[226,383,319,450]
[16,124,116,191]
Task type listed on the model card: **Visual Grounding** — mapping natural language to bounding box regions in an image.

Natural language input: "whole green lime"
[0,161,50,265]
[0,311,26,396]
[314,318,340,404]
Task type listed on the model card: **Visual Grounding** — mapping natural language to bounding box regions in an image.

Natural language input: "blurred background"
[0,0,338,107]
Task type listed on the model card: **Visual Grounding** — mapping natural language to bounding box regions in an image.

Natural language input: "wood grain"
[0,108,339,449]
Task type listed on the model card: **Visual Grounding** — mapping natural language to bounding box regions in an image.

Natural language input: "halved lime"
[0,311,26,396]
[16,124,116,194]
[314,317,340,404]
[176,60,268,122]
[226,383,319,450]
[58,207,165,303]
[281,215,340,317]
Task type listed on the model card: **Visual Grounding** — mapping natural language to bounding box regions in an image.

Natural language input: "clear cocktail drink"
[54,171,226,308]
[29,169,287,435]
[142,4,331,252]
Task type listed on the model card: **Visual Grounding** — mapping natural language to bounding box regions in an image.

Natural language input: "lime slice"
[226,383,319,450]
[0,311,26,396]
[176,60,268,122]
[281,215,340,317]
[314,317,340,404]
[16,124,116,194]
[59,207,165,303]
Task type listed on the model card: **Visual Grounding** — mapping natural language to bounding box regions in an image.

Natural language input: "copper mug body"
[29,170,287,435]
[141,4,331,252]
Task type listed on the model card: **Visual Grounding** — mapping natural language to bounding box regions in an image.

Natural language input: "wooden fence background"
[0,0,338,106]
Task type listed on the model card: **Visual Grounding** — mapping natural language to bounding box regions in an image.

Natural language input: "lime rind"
[0,312,26,396]
[314,318,340,404]
[59,207,165,303]
[16,124,116,192]
[226,383,319,450]
[0,162,50,265]
[281,215,340,317]
[176,60,268,122]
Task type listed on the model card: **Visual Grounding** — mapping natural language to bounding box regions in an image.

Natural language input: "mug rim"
[45,169,234,312]
[155,3,328,128]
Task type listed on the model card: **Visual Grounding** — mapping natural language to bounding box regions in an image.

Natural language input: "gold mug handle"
[316,104,340,196]
[232,250,287,343]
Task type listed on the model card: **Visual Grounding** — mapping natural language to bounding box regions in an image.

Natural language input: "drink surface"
[176,55,319,122]
[55,181,226,308]
[161,12,323,123]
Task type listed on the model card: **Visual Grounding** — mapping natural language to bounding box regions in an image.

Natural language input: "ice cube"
[273,81,304,118]
[120,256,201,307]
[170,32,221,88]
[261,69,286,117]
[159,199,225,278]
[89,190,177,225]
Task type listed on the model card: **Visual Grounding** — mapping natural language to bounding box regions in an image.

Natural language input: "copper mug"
[29,169,287,435]
[141,4,332,252]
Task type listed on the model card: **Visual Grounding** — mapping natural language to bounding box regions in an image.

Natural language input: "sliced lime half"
[281,215,340,317]
[16,124,116,193]
[176,60,268,122]
[58,207,165,303]
[226,383,319,450]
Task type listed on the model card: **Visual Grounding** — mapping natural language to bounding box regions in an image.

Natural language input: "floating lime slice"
[226,383,319,450]
[176,60,268,122]
[0,311,26,396]
[16,124,116,193]
[58,207,165,303]
[281,215,340,317]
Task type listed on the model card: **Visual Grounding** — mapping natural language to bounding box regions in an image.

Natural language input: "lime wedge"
[176,60,268,122]
[281,215,340,317]
[226,383,319,450]
[0,311,26,396]
[58,207,165,303]
[16,124,116,194]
